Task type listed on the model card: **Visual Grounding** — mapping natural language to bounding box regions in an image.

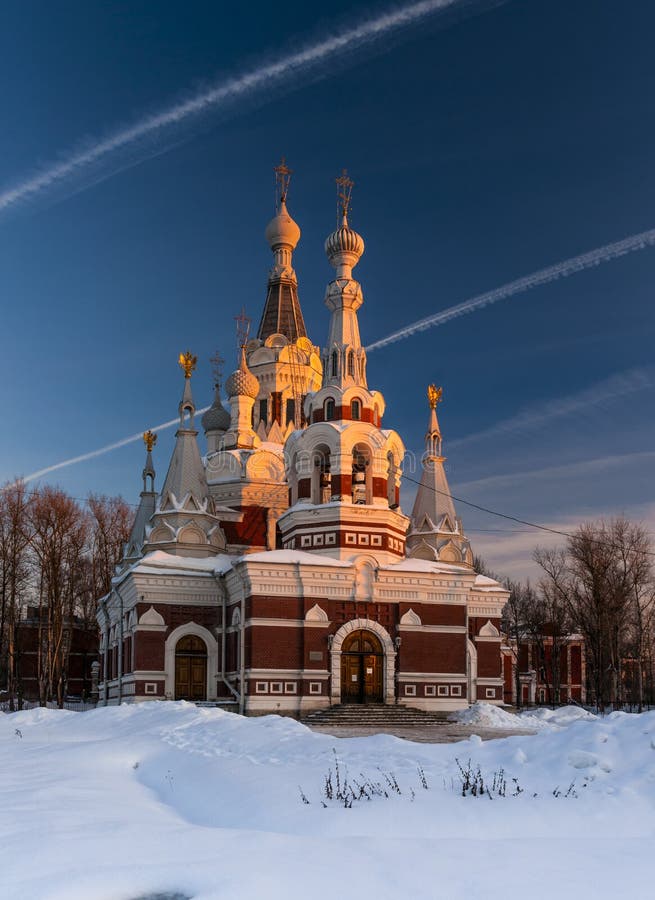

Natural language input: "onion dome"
[265,198,301,250]
[201,385,231,433]
[225,347,260,400]
[325,213,364,272]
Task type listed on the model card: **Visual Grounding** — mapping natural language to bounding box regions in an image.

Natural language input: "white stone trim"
[245,618,304,628]
[330,618,396,704]
[467,638,478,704]
[398,672,466,683]
[398,624,467,634]
[164,621,219,701]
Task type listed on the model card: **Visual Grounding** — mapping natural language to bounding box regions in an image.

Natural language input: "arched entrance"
[174,635,207,701]
[340,630,384,704]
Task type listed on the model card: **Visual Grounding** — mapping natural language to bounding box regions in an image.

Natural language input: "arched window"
[312,445,332,504]
[331,350,338,377]
[347,350,355,377]
[351,399,361,421]
[325,398,335,421]
[352,444,371,505]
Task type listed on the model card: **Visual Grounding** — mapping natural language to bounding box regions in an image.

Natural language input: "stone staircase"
[302,703,451,727]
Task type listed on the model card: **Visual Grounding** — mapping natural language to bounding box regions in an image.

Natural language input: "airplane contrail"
[0,0,499,217]
[365,225,655,351]
[22,407,210,483]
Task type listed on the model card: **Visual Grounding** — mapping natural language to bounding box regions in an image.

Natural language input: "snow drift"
[1,703,654,899]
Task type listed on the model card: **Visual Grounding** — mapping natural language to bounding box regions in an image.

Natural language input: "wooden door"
[175,635,207,701]
[340,631,383,704]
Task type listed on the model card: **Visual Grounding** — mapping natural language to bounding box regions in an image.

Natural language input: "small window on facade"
[325,398,335,421]
[286,397,296,426]
[259,398,268,424]
[351,399,361,420]
[331,351,338,377]
[347,350,354,376]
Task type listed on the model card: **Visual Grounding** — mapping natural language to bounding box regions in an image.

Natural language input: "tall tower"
[247,161,323,441]
[406,386,473,565]
[257,159,307,343]
[278,173,408,563]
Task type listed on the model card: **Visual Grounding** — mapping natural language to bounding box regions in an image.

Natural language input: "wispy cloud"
[365,228,655,352]
[450,367,655,449]
[453,450,655,494]
[0,0,494,218]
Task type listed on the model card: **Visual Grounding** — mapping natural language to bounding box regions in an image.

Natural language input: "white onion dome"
[325,213,364,269]
[225,347,260,400]
[265,198,301,250]
[201,386,231,433]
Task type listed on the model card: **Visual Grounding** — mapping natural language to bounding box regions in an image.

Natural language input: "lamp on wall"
[395,636,402,649]
[327,635,334,649]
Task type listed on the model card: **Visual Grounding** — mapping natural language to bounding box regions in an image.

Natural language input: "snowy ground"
[1,703,654,900]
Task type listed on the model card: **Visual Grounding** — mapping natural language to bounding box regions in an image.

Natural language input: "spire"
[120,431,158,569]
[257,159,308,343]
[145,353,227,557]
[407,386,472,566]
[159,352,211,510]
[323,170,367,389]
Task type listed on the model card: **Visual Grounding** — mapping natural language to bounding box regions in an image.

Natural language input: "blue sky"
[1,0,653,578]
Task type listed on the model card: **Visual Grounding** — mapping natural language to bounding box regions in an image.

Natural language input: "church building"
[97,164,509,715]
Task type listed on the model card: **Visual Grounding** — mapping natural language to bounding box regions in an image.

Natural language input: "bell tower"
[277,173,408,564]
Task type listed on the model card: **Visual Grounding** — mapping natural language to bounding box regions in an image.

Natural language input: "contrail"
[22,407,210,483]
[449,367,655,449]
[365,226,655,351]
[0,0,497,217]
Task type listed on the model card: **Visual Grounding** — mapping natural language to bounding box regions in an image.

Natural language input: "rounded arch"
[330,618,396,705]
[164,622,218,701]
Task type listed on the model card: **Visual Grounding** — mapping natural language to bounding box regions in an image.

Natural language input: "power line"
[402,472,655,559]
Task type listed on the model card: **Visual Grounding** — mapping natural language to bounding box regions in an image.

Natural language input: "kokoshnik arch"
[97,164,508,714]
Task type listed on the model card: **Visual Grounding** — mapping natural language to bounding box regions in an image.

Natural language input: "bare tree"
[0,481,32,709]
[87,494,132,624]
[501,580,534,708]
[535,517,653,710]
[28,487,89,706]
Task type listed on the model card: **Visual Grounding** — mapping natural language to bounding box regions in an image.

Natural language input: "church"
[97,164,509,715]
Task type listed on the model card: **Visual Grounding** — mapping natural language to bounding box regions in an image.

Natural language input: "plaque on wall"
[309,651,323,661]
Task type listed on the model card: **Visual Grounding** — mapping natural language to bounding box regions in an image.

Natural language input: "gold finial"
[274,157,292,207]
[428,384,443,409]
[178,350,197,379]
[143,430,157,452]
[336,168,354,221]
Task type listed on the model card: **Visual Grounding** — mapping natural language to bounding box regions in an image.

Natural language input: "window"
[451,684,462,697]
[331,351,338,377]
[438,685,449,697]
[404,684,417,697]
[351,399,361,420]
[486,688,496,699]
[144,682,158,695]
[425,685,436,697]
[259,398,268,424]
[286,398,296,426]
[347,350,355,376]
[309,682,322,695]
[284,683,297,694]
[325,398,335,421]
[255,682,268,694]
[270,682,283,694]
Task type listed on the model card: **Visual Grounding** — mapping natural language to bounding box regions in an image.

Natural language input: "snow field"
[1,703,654,900]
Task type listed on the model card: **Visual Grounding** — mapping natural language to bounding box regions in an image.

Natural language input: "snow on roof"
[472,573,507,592]
[236,549,351,567]
[383,558,472,575]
